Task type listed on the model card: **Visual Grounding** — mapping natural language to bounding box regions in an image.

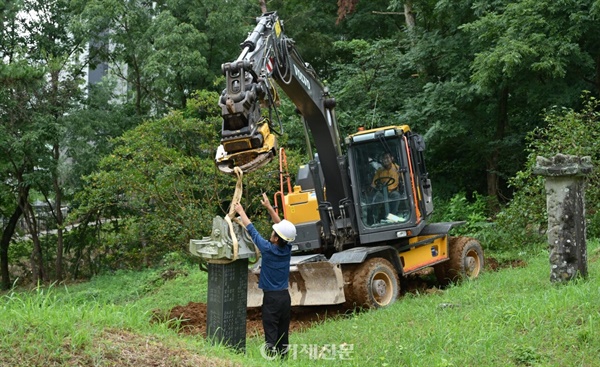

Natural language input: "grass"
[2,241,600,366]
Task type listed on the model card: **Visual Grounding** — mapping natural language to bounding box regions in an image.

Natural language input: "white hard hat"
[272,220,296,242]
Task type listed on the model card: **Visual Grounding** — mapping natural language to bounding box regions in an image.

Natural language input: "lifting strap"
[211,166,260,264]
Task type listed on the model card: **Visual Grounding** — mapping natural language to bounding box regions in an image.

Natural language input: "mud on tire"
[345,258,400,309]
[438,236,484,284]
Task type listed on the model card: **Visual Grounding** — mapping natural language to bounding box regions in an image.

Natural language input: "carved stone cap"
[533,153,593,177]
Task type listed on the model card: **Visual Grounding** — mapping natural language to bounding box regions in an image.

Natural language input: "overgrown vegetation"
[426,94,600,259]
[488,95,600,252]
[7,92,600,281]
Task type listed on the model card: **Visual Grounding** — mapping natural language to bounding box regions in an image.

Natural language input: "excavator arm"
[215,14,277,174]
[216,13,345,210]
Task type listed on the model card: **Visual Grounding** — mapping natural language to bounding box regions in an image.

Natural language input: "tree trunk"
[135,63,143,115]
[55,208,65,282]
[404,1,416,30]
[487,86,509,200]
[259,0,267,14]
[0,184,30,290]
[52,143,65,282]
[0,189,28,290]
[596,53,600,95]
[25,203,45,284]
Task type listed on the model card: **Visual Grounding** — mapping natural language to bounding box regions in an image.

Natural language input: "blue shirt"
[246,223,292,291]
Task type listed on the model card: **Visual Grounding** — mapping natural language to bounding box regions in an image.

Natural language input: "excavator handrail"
[403,135,422,223]
[279,147,292,194]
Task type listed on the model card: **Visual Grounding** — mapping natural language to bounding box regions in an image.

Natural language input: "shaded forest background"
[1,0,599,290]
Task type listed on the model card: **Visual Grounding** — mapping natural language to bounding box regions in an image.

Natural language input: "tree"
[81,0,256,115]
[0,0,57,288]
[144,11,208,110]
[329,38,414,135]
[0,58,47,288]
[327,0,598,206]
[74,92,220,269]
[0,0,99,286]
[80,0,157,116]
[163,0,258,85]
[463,0,595,199]
[491,94,600,252]
[71,89,294,272]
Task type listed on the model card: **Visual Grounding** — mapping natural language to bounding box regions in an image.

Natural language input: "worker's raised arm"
[233,203,252,227]
[261,192,281,224]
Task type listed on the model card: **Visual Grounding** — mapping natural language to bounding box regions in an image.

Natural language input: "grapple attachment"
[247,254,346,307]
[215,120,277,174]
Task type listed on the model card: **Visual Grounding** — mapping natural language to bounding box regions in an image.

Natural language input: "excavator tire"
[438,236,484,284]
[345,258,400,309]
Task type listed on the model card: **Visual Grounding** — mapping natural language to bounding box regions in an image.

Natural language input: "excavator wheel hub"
[372,279,388,298]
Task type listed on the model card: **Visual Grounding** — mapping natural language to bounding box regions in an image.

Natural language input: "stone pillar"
[533,154,593,283]
[190,216,257,352]
[206,259,248,352]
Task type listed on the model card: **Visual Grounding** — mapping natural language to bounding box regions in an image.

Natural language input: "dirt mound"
[486,257,527,271]
[162,302,352,337]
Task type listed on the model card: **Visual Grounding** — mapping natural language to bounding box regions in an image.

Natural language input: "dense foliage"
[488,94,600,253]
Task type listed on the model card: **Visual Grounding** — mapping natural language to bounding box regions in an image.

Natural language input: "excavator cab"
[346,125,433,239]
[353,141,411,227]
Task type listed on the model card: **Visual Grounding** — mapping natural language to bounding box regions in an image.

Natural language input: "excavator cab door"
[353,140,411,227]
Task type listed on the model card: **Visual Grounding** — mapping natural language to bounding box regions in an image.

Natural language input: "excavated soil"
[164,302,354,338]
[158,257,524,338]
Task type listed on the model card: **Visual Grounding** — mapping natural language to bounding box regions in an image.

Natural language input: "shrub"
[487,93,600,253]
[430,191,492,237]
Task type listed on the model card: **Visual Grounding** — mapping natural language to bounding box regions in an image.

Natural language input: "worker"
[371,152,402,217]
[233,193,296,358]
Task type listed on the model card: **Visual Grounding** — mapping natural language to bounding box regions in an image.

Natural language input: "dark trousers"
[262,289,291,356]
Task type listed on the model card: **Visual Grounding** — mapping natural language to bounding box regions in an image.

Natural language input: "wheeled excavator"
[190,11,484,309]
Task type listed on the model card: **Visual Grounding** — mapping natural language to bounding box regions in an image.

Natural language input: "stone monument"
[533,154,593,283]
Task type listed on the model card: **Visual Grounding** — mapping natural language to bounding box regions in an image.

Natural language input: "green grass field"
[1,241,599,366]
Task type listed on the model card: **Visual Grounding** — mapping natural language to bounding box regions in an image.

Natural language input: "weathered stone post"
[189,216,258,352]
[533,154,593,283]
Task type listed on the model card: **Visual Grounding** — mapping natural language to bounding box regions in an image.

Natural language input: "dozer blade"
[247,255,346,307]
[215,121,277,174]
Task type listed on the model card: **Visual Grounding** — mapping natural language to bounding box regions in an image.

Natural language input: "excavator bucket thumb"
[247,254,346,307]
[215,120,277,174]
